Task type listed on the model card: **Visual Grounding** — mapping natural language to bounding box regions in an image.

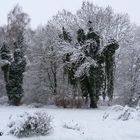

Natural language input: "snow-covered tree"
[62,23,118,108]
[0,5,29,105]
[7,46,26,105]
[114,26,140,106]
[7,4,30,52]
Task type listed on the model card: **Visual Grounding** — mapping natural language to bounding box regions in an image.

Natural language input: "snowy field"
[0,105,140,140]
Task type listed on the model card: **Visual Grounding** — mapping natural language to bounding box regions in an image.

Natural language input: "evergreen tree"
[0,34,26,105]
[102,39,119,100]
[7,46,26,105]
[79,27,103,108]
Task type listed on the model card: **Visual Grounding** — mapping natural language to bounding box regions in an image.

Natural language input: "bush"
[117,106,135,121]
[55,96,84,108]
[110,105,124,112]
[63,120,81,131]
[8,111,53,137]
[103,105,138,121]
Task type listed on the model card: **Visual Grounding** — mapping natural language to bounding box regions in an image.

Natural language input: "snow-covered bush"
[63,120,81,131]
[117,106,135,121]
[8,111,53,137]
[103,105,140,121]
[110,105,124,112]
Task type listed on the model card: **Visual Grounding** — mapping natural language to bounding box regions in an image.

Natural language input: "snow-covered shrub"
[117,106,135,121]
[103,105,124,121]
[63,120,81,131]
[103,105,139,121]
[110,105,124,112]
[8,111,53,137]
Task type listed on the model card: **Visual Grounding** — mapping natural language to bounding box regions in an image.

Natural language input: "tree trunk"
[89,93,97,108]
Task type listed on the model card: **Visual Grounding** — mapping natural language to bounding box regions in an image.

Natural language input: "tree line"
[0,1,140,107]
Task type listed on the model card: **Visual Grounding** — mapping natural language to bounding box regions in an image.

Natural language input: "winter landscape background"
[0,0,140,139]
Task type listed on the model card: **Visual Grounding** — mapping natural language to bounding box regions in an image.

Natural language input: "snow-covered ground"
[0,105,140,140]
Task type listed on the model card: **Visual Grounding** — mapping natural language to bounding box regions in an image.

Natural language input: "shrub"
[55,96,84,108]
[110,105,124,112]
[117,106,135,121]
[103,105,138,121]
[8,111,53,137]
[63,120,81,131]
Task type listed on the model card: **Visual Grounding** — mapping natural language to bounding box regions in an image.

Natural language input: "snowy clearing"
[0,105,140,140]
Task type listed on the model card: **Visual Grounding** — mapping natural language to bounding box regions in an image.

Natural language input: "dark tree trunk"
[90,97,97,108]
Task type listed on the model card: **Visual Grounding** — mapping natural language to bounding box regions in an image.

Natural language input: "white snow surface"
[0,105,140,140]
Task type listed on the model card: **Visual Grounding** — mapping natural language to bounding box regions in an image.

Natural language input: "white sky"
[0,0,139,28]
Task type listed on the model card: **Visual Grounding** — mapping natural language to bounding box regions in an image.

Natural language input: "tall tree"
[7,45,26,105]
[7,4,30,52]
[63,26,118,108]
[0,5,29,105]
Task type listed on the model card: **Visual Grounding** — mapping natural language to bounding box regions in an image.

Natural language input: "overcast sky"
[0,0,139,28]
